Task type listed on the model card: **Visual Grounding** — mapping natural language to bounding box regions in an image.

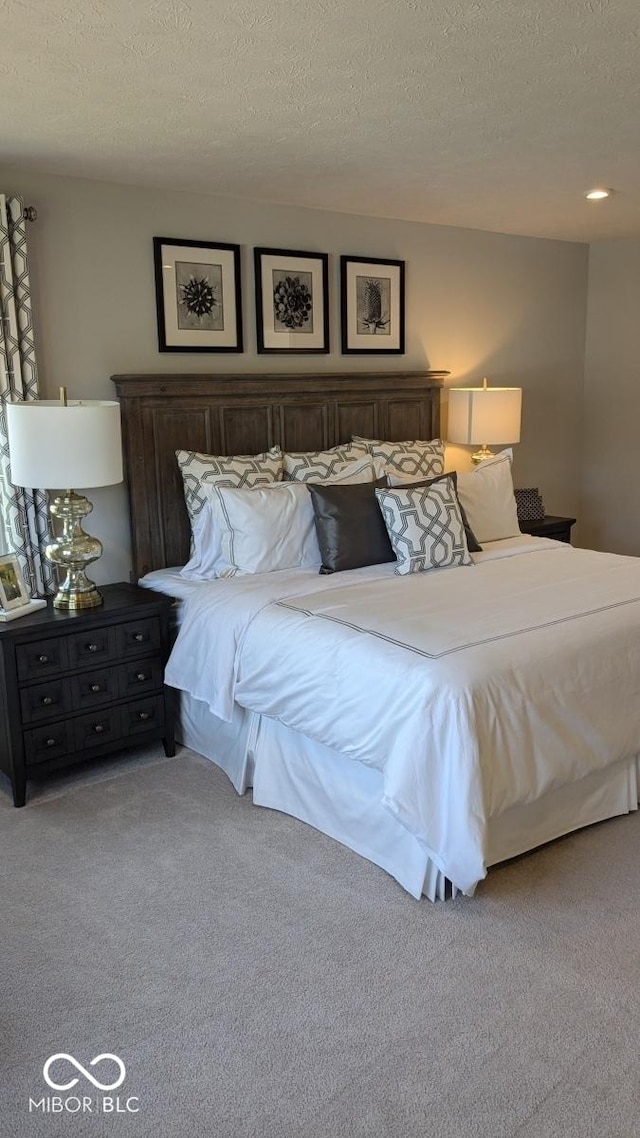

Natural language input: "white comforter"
[165,538,640,893]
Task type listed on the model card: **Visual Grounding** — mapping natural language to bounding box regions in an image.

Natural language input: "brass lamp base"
[471,445,496,465]
[51,575,103,611]
[45,491,103,610]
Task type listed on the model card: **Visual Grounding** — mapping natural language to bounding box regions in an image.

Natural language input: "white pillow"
[352,436,445,481]
[180,500,230,580]
[283,442,368,481]
[209,482,321,577]
[375,479,472,576]
[456,452,520,543]
[180,459,374,580]
[176,447,283,525]
[386,470,436,486]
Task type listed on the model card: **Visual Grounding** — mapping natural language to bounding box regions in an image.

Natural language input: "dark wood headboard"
[111,371,447,578]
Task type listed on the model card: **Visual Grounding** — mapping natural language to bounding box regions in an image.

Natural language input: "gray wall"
[582,239,640,555]
[0,168,589,581]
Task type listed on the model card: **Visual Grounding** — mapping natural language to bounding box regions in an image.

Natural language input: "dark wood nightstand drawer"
[17,637,69,682]
[20,678,71,725]
[122,694,165,738]
[68,626,116,669]
[119,656,163,699]
[71,666,120,710]
[24,721,74,767]
[73,706,122,752]
[1,583,175,806]
[116,616,161,657]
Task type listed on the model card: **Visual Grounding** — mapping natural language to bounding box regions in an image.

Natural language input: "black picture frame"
[254,247,329,354]
[153,237,243,353]
[340,255,405,354]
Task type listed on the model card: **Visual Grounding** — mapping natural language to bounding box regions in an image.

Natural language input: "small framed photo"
[153,237,243,352]
[254,247,329,354]
[340,255,405,354]
[0,554,30,611]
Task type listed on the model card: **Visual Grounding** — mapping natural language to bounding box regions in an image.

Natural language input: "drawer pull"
[46,737,57,747]
[38,654,49,664]
[93,724,105,734]
[137,711,150,721]
[42,696,53,706]
[87,643,99,652]
[90,684,101,693]
[133,633,144,642]
[136,672,147,682]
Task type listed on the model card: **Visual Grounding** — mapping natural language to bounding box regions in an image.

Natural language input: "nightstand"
[520,515,576,543]
[0,583,175,807]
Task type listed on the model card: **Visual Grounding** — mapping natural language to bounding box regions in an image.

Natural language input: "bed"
[113,371,640,900]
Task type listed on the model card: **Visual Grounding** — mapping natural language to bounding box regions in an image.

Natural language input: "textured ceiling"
[1,0,639,241]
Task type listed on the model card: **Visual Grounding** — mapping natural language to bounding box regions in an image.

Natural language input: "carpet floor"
[3,746,640,1138]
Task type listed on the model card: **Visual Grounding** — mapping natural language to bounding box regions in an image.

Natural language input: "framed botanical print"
[340,255,405,354]
[254,247,329,353]
[153,237,243,352]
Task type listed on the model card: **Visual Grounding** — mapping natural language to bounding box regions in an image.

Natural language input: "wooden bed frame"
[111,370,640,901]
[111,371,447,579]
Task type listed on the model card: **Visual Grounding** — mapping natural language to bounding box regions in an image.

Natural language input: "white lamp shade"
[6,400,123,489]
[447,386,522,446]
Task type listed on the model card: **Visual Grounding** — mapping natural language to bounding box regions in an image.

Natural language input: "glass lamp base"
[45,491,104,611]
[471,445,496,465]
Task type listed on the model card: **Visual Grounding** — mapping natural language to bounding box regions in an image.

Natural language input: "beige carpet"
[2,746,640,1138]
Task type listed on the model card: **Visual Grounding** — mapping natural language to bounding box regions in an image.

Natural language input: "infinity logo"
[43,1054,126,1092]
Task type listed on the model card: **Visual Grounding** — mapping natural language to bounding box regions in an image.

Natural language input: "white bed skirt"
[179,692,640,901]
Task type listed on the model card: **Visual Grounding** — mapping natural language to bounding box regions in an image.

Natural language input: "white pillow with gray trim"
[211,482,321,577]
[456,451,520,543]
[375,478,472,575]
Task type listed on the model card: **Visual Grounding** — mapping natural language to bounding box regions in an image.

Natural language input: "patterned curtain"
[0,195,54,596]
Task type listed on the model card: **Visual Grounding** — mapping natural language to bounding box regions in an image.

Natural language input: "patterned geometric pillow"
[352,436,445,481]
[386,469,482,553]
[176,447,283,524]
[283,442,368,481]
[276,456,375,486]
[375,478,473,576]
[514,487,545,522]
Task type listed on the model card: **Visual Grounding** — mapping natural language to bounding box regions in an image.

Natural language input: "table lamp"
[447,378,522,464]
[6,391,123,610]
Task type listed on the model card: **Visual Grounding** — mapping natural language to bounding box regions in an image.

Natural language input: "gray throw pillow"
[307,478,394,574]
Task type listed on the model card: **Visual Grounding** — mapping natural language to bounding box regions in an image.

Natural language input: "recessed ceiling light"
[585,188,613,200]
